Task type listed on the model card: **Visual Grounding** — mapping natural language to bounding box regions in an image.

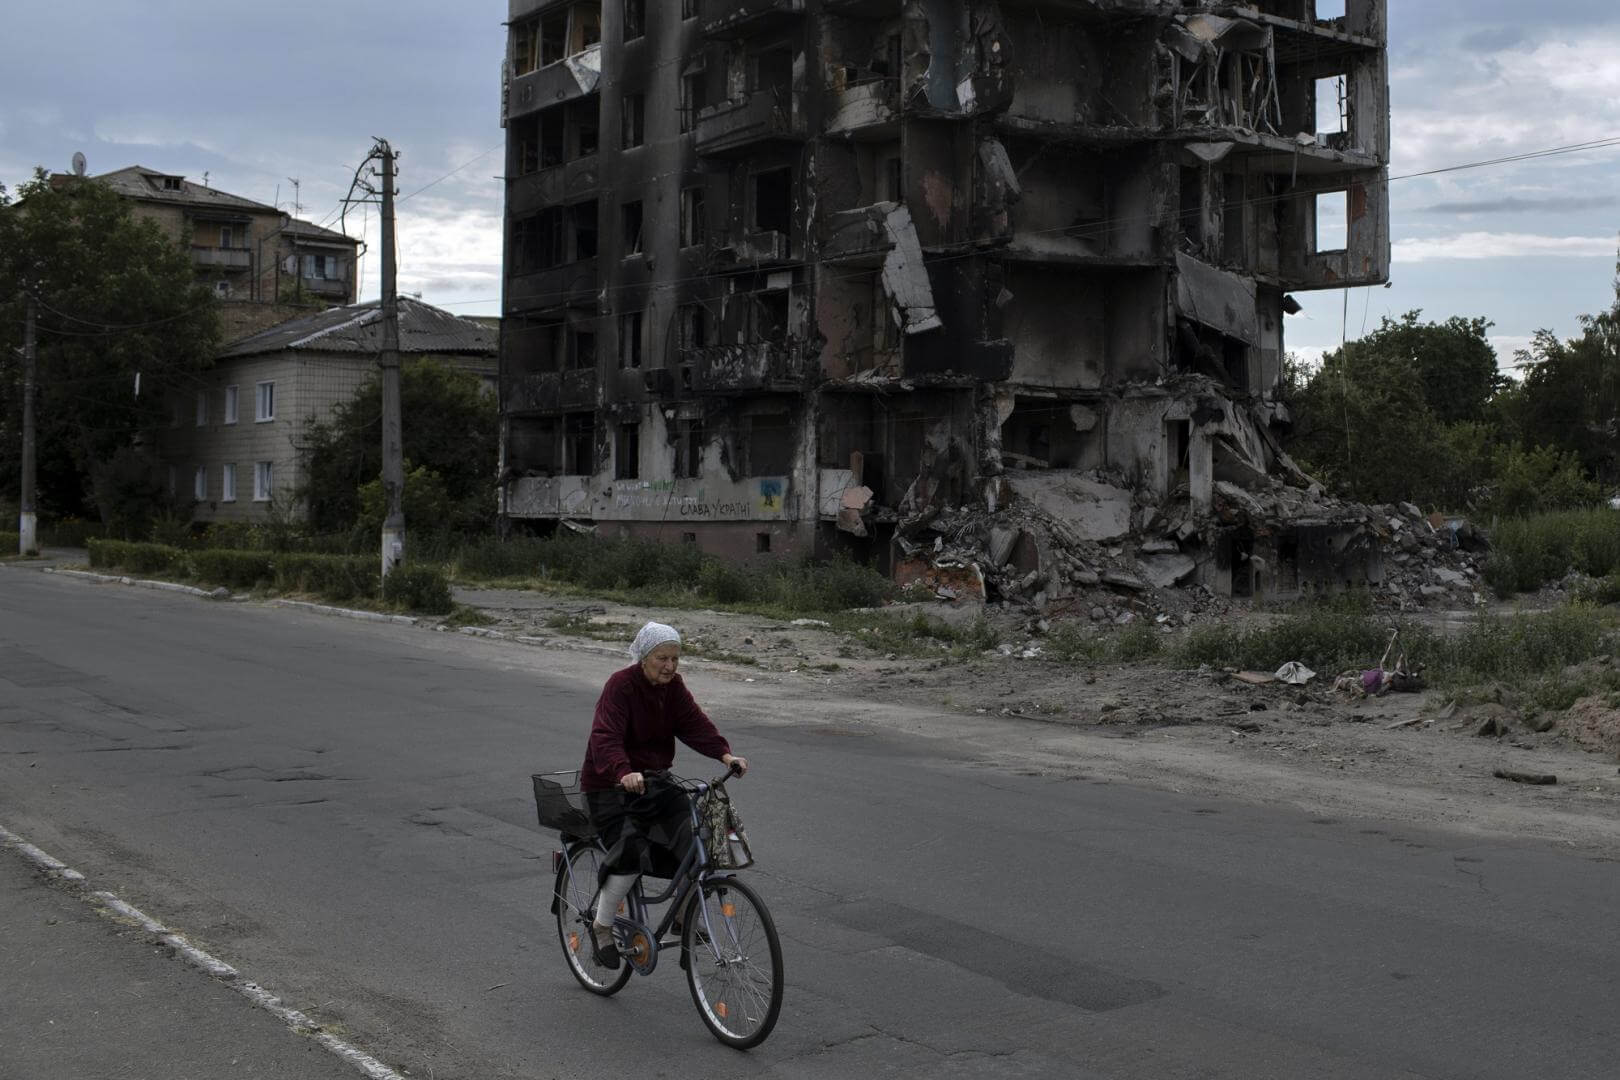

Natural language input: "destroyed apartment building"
[496,0,1390,602]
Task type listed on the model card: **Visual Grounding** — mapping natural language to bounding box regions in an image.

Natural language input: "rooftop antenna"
[202,171,210,187]
[71,151,87,177]
[287,177,302,218]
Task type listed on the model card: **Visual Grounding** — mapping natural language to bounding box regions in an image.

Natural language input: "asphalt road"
[1,567,1617,1079]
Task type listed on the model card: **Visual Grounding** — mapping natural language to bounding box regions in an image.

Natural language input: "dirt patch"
[1562,697,1620,757]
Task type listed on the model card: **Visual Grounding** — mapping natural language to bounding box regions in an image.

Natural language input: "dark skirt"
[586,781,692,884]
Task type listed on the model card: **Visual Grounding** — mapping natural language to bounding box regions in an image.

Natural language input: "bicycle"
[532,764,784,1049]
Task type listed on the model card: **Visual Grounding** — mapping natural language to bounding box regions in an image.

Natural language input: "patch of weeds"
[836,645,857,659]
[812,662,842,672]
[1112,622,1163,662]
[441,604,495,629]
[1045,622,1108,663]
[541,612,631,642]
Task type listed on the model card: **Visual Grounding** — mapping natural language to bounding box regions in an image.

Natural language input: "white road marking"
[0,822,409,1080]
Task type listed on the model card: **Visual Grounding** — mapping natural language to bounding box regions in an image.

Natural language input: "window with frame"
[194,465,207,501]
[615,422,640,480]
[220,225,235,248]
[195,390,208,427]
[568,324,598,370]
[681,0,697,18]
[623,0,645,41]
[622,94,645,149]
[618,311,643,369]
[571,100,600,158]
[675,418,705,478]
[746,412,793,475]
[621,200,643,257]
[679,71,707,133]
[255,381,275,422]
[564,413,597,475]
[680,186,706,248]
[223,385,238,424]
[513,17,539,74]
[254,461,273,502]
[222,463,237,503]
[752,167,794,234]
[677,304,709,350]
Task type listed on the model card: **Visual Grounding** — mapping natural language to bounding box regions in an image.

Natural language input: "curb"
[46,567,223,599]
[271,599,417,626]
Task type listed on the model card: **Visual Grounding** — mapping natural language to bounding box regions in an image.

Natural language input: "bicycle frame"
[553,769,735,973]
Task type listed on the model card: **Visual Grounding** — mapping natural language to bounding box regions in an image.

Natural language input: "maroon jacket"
[580,665,730,792]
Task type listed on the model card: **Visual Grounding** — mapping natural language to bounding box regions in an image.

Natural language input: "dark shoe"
[589,923,621,970]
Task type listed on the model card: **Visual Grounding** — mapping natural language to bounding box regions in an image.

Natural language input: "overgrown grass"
[1167,594,1617,699]
[1484,508,1620,597]
[452,535,897,617]
[0,531,23,555]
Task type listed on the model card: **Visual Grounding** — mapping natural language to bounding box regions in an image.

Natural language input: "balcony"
[504,368,599,413]
[505,259,599,309]
[698,0,804,40]
[297,275,349,299]
[684,342,813,394]
[820,205,893,267]
[503,43,602,123]
[192,246,252,270]
[825,78,899,141]
[714,230,794,268]
[693,89,806,157]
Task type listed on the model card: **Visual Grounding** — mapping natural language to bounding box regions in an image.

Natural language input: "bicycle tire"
[553,841,632,996]
[682,875,783,1049]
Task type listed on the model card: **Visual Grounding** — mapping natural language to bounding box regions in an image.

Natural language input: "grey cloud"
[1419,196,1620,215]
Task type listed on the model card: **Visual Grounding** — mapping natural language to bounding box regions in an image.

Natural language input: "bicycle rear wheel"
[682,876,783,1049]
[553,841,631,995]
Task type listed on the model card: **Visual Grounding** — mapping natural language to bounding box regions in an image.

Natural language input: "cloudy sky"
[3,1,1617,370]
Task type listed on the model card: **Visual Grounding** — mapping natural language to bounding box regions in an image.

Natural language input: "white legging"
[594,872,638,926]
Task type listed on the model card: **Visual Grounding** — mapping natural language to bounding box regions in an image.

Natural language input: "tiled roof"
[75,166,354,244]
[92,165,278,214]
[219,298,496,359]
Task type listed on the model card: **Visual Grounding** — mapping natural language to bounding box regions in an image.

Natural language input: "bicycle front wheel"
[682,875,783,1049]
[554,841,632,996]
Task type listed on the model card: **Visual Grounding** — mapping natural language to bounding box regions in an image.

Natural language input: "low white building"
[159,299,497,523]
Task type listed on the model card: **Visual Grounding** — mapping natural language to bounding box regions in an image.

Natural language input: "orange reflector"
[569,932,580,952]
[721,903,735,917]
[716,1002,728,1019]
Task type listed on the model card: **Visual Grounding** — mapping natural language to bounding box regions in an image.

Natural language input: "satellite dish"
[71,151,87,177]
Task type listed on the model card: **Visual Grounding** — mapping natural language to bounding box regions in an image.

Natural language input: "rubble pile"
[890,466,1491,620]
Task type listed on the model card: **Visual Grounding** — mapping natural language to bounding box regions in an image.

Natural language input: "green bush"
[273,552,379,603]
[88,539,185,575]
[190,549,275,589]
[1485,508,1620,595]
[383,564,454,614]
[43,518,106,547]
[697,559,757,604]
[0,531,21,553]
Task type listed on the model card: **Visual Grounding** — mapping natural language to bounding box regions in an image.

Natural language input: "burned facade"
[497,0,1390,595]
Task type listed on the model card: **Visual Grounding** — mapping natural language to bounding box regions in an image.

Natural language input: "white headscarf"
[628,621,681,663]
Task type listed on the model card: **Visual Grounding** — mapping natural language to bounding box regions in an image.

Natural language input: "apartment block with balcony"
[497,0,1390,592]
[57,166,360,310]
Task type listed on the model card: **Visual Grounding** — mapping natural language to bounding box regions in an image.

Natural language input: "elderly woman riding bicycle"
[580,621,748,969]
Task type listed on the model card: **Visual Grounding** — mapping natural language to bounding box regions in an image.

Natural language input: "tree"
[1495,267,1620,486]
[299,357,498,537]
[0,170,219,530]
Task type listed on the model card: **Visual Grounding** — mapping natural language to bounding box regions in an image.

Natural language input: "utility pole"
[377,141,405,580]
[18,291,38,556]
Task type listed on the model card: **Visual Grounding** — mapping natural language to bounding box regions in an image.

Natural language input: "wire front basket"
[532,771,596,838]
